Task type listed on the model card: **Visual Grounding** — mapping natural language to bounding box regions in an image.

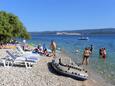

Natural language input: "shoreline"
[0,49,113,86]
[57,52,113,86]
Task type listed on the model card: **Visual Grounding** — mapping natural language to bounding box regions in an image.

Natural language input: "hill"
[29,28,115,35]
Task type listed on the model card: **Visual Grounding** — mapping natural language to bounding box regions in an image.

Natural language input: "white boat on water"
[78,37,89,40]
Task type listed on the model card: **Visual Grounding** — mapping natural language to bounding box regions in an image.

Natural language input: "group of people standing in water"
[82,45,107,65]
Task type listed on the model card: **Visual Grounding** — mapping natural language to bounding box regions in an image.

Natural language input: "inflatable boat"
[51,58,88,80]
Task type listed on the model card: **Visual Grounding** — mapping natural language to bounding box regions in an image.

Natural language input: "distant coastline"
[29,28,115,36]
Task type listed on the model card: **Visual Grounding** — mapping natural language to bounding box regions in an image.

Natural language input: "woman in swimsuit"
[82,48,91,65]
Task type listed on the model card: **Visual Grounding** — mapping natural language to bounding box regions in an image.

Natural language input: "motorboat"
[78,37,89,40]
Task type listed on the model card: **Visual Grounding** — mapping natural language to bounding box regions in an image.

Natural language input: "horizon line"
[28,28,115,32]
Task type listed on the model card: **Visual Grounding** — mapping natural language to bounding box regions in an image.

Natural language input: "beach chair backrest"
[16,46,25,54]
[6,50,16,61]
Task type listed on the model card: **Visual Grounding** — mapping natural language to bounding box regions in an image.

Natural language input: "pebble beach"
[0,49,113,86]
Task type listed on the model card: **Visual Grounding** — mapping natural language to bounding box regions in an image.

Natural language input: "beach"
[0,49,113,86]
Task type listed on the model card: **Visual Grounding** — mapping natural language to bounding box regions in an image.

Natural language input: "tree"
[0,11,30,43]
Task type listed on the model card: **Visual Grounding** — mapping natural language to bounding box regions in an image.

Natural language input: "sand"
[0,49,113,86]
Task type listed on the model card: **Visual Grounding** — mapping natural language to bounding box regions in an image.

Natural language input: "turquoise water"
[28,34,115,85]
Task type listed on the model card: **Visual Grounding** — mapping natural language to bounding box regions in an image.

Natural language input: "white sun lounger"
[16,45,40,57]
[5,50,39,68]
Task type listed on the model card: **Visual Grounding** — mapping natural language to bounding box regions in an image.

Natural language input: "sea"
[27,33,115,85]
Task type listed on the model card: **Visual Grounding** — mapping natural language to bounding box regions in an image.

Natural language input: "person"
[43,48,52,57]
[22,39,26,50]
[102,48,106,62]
[99,48,103,58]
[103,48,106,57]
[33,44,43,54]
[43,43,46,51]
[90,45,93,53]
[50,40,57,57]
[99,48,107,62]
[0,43,4,49]
[82,48,91,65]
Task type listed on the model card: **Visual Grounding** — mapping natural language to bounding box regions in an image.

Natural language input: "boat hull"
[51,59,88,80]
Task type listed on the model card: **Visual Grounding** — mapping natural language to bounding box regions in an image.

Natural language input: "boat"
[78,37,89,40]
[51,58,88,80]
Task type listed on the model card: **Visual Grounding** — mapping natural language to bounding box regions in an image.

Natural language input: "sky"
[0,0,115,32]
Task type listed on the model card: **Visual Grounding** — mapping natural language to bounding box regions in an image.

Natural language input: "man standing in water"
[50,40,57,57]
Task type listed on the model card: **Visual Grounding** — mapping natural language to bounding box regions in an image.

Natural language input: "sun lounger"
[5,50,39,68]
[16,45,40,57]
[0,57,11,67]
